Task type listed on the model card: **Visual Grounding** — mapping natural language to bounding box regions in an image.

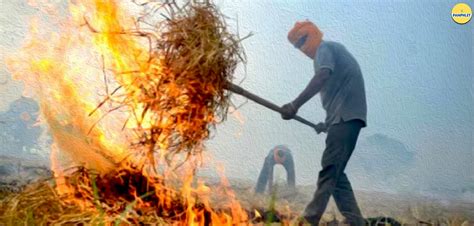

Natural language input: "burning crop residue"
[0,0,276,225]
[87,0,245,163]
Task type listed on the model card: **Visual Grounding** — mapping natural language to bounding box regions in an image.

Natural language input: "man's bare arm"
[292,68,331,109]
[280,68,331,120]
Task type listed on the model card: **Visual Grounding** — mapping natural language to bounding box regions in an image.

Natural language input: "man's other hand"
[281,103,297,120]
[314,122,327,134]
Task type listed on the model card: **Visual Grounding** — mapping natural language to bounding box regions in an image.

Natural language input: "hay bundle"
[109,0,247,164]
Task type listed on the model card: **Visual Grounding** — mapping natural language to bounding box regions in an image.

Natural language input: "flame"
[7,5,129,174]
[6,0,252,224]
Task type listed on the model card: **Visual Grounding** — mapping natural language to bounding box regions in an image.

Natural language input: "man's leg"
[303,120,364,225]
[303,121,354,224]
[255,155,274,193]
[332,120,365,225]
[303,164,338,225]
[333,173,365,226]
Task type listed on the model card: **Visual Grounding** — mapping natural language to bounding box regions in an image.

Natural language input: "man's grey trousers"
[304,119,365,226]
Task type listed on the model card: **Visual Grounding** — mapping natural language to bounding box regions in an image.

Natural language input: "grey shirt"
[314,41,367,127]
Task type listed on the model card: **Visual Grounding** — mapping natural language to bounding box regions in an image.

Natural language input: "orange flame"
[7,3,130,174]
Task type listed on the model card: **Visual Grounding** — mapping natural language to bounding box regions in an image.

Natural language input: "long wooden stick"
[226,82,323,132]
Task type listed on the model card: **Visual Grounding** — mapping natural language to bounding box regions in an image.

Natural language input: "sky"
[0,0,472,199]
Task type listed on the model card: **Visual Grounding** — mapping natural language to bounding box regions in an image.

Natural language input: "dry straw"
[99,0,249,166]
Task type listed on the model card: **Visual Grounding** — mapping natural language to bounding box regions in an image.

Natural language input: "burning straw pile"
[0,0,264,225]
[103,0,247,165]
[148,0,244,159]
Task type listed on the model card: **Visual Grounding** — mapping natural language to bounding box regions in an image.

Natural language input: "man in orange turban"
[281,20,367,226]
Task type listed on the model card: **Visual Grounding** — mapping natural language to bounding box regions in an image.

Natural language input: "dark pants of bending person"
[304,119,365,226]
[255,145,296,194]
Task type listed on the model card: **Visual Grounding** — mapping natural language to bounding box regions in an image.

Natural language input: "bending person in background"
[280,20,367,226]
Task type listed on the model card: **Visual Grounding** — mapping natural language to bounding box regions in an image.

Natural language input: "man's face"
[298,28,322,59]
[294,35,308,49]
[288,21,322,59]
